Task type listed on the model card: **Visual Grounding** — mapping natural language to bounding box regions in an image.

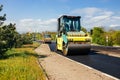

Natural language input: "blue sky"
[1,0,120,32]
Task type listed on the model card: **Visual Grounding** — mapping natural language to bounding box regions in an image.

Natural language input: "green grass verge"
[0,42,46,80]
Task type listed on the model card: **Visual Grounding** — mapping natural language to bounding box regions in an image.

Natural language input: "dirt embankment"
[91,46,120,58]
[35,44,116,80]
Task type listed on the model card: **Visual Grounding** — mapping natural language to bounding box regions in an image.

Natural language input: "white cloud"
[110,24,120,27]
[100,11,113,16]
[71,7,120,30]
[5,7,120,33]
[16,18,57,33]
[92,15,109,20]
[112,16,120,20]
[20,19,33,22]
[71,7,114,17]
[71,7,102,17]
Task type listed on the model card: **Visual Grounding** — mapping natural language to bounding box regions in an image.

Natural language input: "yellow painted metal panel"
[57,37,63,50]
[67,36,91,42]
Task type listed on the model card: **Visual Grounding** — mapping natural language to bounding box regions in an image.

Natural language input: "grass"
[0,42,46,80]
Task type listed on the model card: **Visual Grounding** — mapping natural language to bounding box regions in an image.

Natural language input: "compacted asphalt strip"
[48,42,120,79]
[36,44,119,80]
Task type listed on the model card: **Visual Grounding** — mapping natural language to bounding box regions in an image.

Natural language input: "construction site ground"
[35,44,117,80]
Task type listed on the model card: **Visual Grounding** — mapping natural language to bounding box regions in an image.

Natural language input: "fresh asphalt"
[48,42,120,79]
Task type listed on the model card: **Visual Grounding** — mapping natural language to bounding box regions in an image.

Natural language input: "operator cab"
[58,15,81,33]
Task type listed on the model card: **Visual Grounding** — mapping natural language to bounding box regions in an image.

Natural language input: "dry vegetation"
[0,42,46,80]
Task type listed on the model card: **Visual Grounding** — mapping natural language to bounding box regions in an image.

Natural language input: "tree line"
[0,5,32,57]
[1,4,120,58]
[91,27,120,46]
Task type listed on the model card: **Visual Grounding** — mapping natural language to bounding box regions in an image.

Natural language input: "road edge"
[55,52,120,80]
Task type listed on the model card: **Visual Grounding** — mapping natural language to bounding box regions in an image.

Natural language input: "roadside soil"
[35,44,116,80]
[91,48,120,58]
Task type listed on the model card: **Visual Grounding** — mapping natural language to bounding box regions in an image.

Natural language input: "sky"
[0,0,120,33]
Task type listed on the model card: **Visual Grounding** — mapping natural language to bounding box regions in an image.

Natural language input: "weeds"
[0,42,46,80]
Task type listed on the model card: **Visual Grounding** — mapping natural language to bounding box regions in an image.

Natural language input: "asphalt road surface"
[48,42,120,79]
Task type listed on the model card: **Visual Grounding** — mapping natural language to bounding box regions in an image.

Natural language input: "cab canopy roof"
[59,15,81,19]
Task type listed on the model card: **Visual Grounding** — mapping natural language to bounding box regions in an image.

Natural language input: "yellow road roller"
[56,15,91,55]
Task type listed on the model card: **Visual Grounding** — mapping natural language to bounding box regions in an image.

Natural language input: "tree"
[0,5,34,57]
[2,23,17,49]
[0,5,7,56]
[92,27,106,45]
[112,31,120,45]
[81,27,87,33]
[0,5,6,25]
[0,23,18,56]
[105,30,114,46]
[0,5,18,57]
[21,33,33,44]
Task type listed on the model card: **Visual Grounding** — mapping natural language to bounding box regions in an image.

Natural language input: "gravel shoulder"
[91,48,120,58]
[35,44,116,80]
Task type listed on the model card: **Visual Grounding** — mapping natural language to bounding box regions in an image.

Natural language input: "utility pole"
[106,35,108,46]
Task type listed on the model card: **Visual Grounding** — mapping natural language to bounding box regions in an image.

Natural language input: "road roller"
[56,15,91,55]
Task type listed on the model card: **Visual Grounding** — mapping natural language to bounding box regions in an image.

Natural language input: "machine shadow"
[67,49,97,56]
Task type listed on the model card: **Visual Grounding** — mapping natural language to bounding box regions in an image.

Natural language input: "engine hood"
[67,31,87,37]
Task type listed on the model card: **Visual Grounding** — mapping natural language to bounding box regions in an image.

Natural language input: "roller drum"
[67,44,91,54]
